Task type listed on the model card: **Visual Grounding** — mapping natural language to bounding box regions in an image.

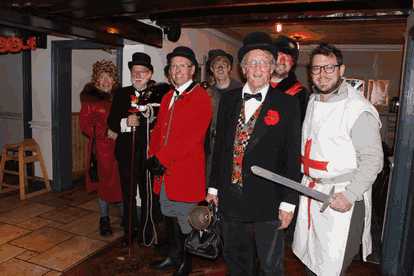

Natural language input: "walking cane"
[128,96,140,257]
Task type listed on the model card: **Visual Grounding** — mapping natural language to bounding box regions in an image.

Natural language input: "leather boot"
[172,230,192,276]
[99,216,113,236]
[150,217,180,270]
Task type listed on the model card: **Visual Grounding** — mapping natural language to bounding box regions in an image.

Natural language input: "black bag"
[89,127,99,182]
[185,204,222,260]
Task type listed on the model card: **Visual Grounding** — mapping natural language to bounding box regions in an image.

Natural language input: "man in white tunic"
[292,43,383,276]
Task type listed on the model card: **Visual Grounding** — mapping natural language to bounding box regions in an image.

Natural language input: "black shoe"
[172,233,192,276]
[99,216,113,237]
[150,257,177,270]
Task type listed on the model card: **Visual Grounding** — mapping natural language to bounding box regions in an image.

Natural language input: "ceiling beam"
[0,8,124,46]
[156,8,409,28]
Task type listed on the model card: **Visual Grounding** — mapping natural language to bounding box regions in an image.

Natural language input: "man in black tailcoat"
[107,52,168,246]
[206,32,302,276]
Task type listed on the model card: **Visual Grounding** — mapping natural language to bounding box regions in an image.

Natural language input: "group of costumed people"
[79,31,383,276]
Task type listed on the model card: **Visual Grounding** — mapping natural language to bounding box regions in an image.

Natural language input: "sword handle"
[320,186,335,212]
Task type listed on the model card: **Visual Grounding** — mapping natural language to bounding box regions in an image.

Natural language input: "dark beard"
[314,78,343,95]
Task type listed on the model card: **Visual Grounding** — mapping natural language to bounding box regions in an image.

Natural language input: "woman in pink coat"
[79,60,122,236]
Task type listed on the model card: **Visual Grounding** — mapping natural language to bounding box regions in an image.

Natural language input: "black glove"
[145,156,166,176]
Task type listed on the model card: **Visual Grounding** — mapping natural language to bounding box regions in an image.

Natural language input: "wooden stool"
[0,138,51,200]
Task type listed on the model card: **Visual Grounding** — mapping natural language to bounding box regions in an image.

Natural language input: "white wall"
[122,28,242,86]
[0,53,24,149]
[72,49,117,112]
[31,35,68,179]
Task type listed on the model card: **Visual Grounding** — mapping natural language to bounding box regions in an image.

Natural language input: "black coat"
[210,86,302,222]
[107,83,169,165]
[275,71,309,122]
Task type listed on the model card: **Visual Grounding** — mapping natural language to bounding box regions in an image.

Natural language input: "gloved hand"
[145,156,166,176]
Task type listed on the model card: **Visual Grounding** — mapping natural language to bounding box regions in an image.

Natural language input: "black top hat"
[238,32,277,62]
[206,49,234,69]
[167,46,198,67]
[128,52,153,71]
[274,35,299,62]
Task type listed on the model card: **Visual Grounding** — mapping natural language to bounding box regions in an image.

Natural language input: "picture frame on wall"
[367,79,390,108]
[345,78,366,97]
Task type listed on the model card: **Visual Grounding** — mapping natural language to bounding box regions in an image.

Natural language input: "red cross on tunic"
[301,138,329,229]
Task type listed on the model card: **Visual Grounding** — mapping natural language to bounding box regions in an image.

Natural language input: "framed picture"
[367,79,390,107]
[345,78,365,97]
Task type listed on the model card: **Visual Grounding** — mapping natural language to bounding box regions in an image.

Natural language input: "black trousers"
[222,217,285,276]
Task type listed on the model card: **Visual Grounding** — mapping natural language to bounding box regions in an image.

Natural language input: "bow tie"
[243,93,262,101]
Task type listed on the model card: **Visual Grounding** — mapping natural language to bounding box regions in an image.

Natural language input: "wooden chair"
[0,138,51,200]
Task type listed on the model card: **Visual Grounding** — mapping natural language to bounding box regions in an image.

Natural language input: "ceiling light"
[275,23,283,33]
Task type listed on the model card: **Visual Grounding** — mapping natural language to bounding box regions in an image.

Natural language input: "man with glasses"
[204,49,242,190]
[206,32,302,276]
[271,35,309,122]
[148,46,212,276]
[107,52,167,247]
[292,43,383,276]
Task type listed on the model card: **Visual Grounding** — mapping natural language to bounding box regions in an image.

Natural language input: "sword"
[251,165,335,212]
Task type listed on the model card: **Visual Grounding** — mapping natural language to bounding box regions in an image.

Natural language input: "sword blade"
[251,165,329,203]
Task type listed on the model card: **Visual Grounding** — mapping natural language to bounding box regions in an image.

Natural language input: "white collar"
[175,80,193,95]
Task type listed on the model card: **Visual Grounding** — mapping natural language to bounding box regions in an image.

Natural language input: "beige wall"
[295,44,403,100]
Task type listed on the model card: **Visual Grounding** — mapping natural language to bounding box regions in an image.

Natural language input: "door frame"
[51,39,122,192]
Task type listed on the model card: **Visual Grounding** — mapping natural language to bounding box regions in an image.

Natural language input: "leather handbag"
[89,126,99,182]
[185,203,222,260]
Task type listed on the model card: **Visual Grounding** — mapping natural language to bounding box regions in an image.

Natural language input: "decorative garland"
[0,36,37,54]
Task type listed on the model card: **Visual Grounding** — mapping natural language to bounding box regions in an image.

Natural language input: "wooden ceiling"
[0,0,411,46]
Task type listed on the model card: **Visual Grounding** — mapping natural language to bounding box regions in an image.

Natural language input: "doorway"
[51,40,122,192]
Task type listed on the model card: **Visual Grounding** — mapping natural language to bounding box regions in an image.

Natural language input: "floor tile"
[0,195,28,213]
[53,212,100,236]
[61,188,97,206]
[0,223,30,245]
[39,206,90,224]
[44,271,62,276]
[17,217,53,230]
[15,250,39,261]
[86,225,124,243]
[0,203,55,224]
[78,199,122,217]
[27,192,72,207]
[29,236,106,271]
[10,227,73,252]
[0,258,50,276]
[0,244,25,263]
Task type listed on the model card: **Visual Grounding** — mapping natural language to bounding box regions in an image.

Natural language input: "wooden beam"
[0,8,124,46]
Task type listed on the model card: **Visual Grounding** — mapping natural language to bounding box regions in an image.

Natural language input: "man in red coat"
[147,46,212,276]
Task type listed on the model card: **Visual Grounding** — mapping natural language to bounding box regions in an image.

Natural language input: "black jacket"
[107,82,169,164]
[274,71,309,122]
[210,86,302,222]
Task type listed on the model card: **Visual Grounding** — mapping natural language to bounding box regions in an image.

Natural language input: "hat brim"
[167,52,198,67]
[128,61,153,72]
[238,44,277,62]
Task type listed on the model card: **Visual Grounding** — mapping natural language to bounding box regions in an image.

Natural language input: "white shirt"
[168,79,193,109]
[208,83,295,213]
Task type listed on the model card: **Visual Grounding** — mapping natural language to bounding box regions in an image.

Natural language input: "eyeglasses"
[170,63,193,71]
[310,64,341,75]
[243,60,273,70]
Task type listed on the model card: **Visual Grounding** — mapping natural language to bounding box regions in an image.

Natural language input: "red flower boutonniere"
[129,95,139,113]
[264,109,280,126]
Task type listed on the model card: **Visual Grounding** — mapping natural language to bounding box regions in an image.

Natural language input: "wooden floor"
[65,232,382,276]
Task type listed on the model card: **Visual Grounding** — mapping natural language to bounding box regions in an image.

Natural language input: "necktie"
[243,93,262,101]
